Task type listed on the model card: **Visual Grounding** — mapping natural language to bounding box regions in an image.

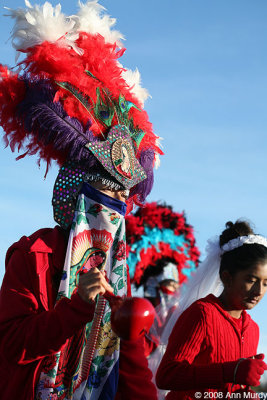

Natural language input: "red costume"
[0,227,157,400]
[156,294,259,399]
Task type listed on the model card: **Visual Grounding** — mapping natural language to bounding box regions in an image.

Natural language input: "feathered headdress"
[126,202,200,287]
[0,0,162,226]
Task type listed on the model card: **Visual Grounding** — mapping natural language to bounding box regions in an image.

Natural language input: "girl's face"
[224,262,267,310]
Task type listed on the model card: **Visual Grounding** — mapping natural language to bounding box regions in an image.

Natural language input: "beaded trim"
[221,235,267,255]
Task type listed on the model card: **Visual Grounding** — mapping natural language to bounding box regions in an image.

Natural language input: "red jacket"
[0,226,157,400]
[156,294,259,399]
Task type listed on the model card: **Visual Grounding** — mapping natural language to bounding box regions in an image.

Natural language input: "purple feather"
[16,78,98,167]
[130,148,154,203]
[16,77,153,200]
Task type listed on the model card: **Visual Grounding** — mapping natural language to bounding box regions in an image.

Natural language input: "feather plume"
[125,202,200,286]
[4,1,151,108]
[16,79,98,166]
[1,2,163,206]
[130,149,154,204]
[121,66,150,107]
[5,0,123,58]
[55,80,103,135]
[154,137,163,169]
[76,1,124,46]
[5,1,79,55]
[0,65,26,151]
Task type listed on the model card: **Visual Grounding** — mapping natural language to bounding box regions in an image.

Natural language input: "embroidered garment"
[36,184,127,400]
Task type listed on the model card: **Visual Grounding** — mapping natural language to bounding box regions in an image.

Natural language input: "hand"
[223,354,267,387]
[235,354,267,387]
[77,268,113,303]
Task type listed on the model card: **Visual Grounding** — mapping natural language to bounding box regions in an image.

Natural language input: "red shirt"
[156,294,259,399]
[0,226,157,400]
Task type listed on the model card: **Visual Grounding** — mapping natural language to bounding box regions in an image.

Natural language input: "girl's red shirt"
[156,294,259,399]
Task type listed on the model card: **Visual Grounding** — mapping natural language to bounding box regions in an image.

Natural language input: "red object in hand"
[104,292,156,340]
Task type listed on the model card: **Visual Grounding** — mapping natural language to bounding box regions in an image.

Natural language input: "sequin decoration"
[85,125,147,190]
[52,161,86,229]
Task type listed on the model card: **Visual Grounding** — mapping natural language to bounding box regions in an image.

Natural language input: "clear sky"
[0,0,267,363]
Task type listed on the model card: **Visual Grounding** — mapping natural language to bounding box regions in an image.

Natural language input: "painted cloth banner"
[36,183,127,400]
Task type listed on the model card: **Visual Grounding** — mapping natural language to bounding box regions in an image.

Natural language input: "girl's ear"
[220,270,233,288]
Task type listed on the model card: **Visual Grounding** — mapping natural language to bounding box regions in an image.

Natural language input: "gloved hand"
[223,354,267,387]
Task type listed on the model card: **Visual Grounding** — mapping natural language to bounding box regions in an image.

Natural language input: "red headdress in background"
[126,202,200,291]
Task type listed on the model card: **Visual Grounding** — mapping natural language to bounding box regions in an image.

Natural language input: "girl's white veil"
[148,236,224,399]
[161,236,224,345]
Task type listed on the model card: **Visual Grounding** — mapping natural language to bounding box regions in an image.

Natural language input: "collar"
[30,238,53,253]
[203,294,251,333]
[29,226,68,273]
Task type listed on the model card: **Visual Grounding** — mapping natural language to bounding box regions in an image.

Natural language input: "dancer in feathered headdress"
[0,2,161,400]
[126,202,200,304]
[125,202,200,359]
[0,0,161,220]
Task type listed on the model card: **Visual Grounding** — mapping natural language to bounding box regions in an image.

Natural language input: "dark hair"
[138,257,175,289]
[219,220,267,277]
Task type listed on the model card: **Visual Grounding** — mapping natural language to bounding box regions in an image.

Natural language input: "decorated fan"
[0,0,162,228]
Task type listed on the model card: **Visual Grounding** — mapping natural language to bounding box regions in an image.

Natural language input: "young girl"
[156,220,267,399]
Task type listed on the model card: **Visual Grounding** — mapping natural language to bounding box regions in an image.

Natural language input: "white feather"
[120,66,150,107]
[5,1,77,54]
[24,0,33,8]
[76,1,124,47]
[4,1,150,108]
[4,0,124,57]
[154,137,163,169]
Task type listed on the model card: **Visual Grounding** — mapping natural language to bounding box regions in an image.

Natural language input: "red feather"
[0,65,26,152]
[126,202,200,285]
[21,34,161,154]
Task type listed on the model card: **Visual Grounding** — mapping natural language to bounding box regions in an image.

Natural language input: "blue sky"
[0,0,267,359]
